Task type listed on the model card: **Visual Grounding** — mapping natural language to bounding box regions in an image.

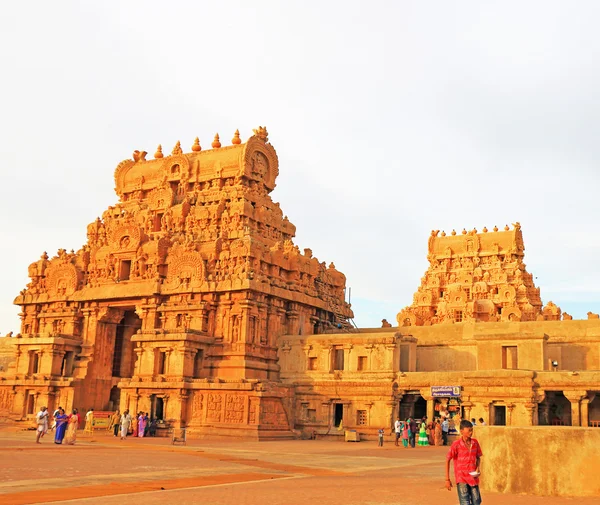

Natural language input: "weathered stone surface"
[476,426,600,497]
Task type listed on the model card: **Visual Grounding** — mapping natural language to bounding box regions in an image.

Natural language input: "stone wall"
[475,426,600,497]
[0,336,14,373]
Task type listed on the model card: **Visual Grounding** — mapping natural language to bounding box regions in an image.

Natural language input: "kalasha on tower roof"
[17,127,352,323]
[396,223,553,326]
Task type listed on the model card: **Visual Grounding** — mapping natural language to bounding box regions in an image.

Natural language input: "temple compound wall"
[278,226,600,438]
[0,127,352,439]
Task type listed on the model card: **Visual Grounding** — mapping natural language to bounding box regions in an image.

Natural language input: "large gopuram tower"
[397,223,547,326]
[1,127,353,438]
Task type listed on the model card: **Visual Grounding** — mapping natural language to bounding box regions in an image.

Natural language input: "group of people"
[382,416,450,448]
[107,410,157,440]
[35,406,82,445]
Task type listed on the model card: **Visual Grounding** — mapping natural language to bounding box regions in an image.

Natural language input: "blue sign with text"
[431,386,461,397]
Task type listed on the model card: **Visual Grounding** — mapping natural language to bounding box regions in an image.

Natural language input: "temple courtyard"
[0,428,593,505]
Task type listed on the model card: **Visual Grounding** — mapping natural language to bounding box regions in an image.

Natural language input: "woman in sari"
[138,412,146,437]
[434,419,443,446]
[417,420,429,446]
[54,408,68,444]
[64,409,80,445]
[427,422,435,445]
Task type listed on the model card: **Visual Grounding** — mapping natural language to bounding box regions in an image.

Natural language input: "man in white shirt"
[35,407,49,444]
[394,417,402,446]
[441,418,449,446]
[85,408,94,433]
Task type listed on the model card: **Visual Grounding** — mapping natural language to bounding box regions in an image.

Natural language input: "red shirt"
[446,437,482,486]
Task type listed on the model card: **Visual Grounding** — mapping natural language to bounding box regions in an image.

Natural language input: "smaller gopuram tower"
[396,223,544,326]
[0,127,353,438]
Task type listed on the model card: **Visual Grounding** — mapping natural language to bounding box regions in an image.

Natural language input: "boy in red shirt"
[445,419,483,505]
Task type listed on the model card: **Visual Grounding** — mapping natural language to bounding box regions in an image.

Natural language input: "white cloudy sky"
[1,1,599,331]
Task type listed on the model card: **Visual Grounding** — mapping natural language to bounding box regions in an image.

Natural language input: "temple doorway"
[493,405,506,426]
[151,395,164,421]
[399,394,426,421]
[334,403,344,428]
[108,386,120,412]
[112,310,141,379]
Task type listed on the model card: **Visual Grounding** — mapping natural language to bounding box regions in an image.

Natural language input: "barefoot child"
[378,428,385,447]
[445,419,483,505]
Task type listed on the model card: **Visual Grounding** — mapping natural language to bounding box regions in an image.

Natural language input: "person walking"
[418,419,429,446]
[64,409,80,445]
[120,410,132,440]
[442,417,449,446]
[394,417,402,446]
[434,419,443,446]
[401,419,409,448]
[108,410,120,437]
[35,406,49,444]
[50,406,62,432]
[138,412,147,438]
[54,408,68,444]
[131,412,139,437]
[445,420,483,505]
[408,417,417,448]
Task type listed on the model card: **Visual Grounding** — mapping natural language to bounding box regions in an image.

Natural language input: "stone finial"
[232,129,241,145]
[451,229,457,236]
[504,224,510,231]
[253,126,269,142]
[493,225,498,232]
[462,228,467,235]
[192,137,202,152]
[482,226,488,233]
[472,228,477,234]
[212,134,221,149]
[441,231,446,237]
[172,141,183,155]
[132,150,147,162]
[154,145,164,159]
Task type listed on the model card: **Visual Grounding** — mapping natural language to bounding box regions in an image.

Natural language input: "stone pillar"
[580,398,590,427]
[564,391,587,426]
[425,396,435,422]
[462,401,473,422]
[130,394,139,416]
[386,400,396,430]
[524,402,537,426]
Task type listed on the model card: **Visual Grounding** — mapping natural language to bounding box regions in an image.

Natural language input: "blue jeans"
[457,483,481,505]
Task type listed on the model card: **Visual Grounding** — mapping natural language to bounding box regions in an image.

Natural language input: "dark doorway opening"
[112,319,125,377]
[109,386,120,412]
[494,405,506,426]
[414,396,427,420]
[26,391,35,415]
[334,404,343,427]
[151,395,164,421]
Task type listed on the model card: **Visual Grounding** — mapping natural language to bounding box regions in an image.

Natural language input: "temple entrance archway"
[111,310,141,379]
[399,394,426,421]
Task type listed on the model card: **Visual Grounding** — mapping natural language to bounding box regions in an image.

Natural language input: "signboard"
[431,386,461,398]
[92,411,113,429]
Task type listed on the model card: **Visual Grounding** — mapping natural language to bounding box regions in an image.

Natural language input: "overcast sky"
[1,1,599,331]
